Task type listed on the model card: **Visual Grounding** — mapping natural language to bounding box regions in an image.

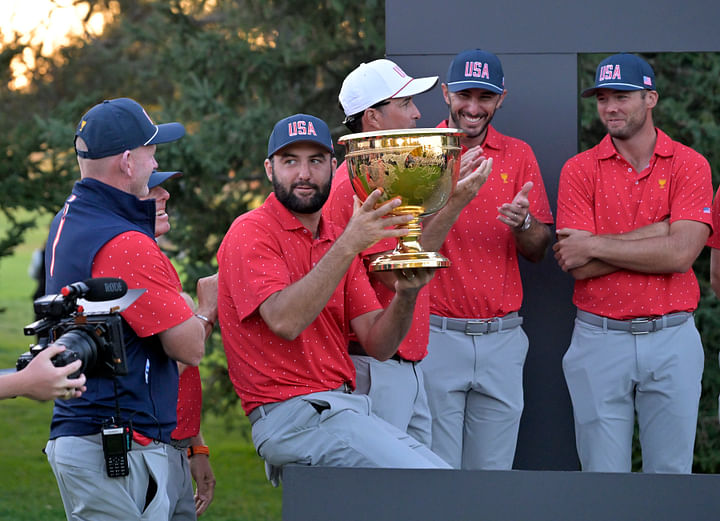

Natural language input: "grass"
[0,211,282,520]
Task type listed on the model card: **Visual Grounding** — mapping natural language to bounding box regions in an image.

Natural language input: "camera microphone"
[61,278,128,302]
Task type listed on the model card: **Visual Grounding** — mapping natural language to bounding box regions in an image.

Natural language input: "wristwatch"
[517,212,532,232]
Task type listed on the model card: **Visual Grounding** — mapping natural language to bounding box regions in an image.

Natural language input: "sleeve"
[707,187,720,248]
[92,232,193,338]
[520,143,554,224]
[668,152,714,229]
[556,156,596,233]
[217,218,291,322]
[344,255,383,322]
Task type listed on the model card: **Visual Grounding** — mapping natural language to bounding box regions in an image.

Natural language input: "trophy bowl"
[338,128,463,271]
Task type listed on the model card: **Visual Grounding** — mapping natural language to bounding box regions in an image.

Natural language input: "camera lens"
[53,328,98,378]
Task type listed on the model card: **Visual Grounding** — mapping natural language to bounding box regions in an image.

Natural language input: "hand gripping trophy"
[339,128,463,271]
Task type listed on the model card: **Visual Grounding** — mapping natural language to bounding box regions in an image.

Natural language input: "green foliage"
[0,0,385,415]
[578,52,720,473]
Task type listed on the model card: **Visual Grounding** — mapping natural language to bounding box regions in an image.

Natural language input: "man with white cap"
[325,59,490,450]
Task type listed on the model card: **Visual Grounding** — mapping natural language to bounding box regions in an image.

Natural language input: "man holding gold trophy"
[326,58,492,451]
[217,114,450,471]
[420,49,555,470]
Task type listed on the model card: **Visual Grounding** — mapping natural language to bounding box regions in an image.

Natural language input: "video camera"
[16,278,143,379]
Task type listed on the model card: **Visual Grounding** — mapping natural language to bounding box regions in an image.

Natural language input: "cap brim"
[581,84,646,98]
[147,122,186,145]
[393,76,439,98]
[447,80,504,94]
[148,170,183,188]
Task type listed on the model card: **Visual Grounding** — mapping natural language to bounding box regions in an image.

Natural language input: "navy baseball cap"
[267,114,334,158]
[148,170,183,189]
[446,49,505,94]
[582,53,656,97]
[74,98,185,159]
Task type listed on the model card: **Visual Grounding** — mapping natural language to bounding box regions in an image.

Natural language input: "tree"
[1,0,386,415]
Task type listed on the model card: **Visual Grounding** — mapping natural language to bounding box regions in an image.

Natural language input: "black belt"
[430,312,523,335]
[390,353,415,362]
[169,437,192,450]
[247,382,352,425]
[576,309,692,335]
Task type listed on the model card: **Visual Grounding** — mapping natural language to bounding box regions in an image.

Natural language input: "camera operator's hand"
[0,344,86,401]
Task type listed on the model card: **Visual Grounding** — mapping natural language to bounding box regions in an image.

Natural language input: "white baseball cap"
[339,59,438,120]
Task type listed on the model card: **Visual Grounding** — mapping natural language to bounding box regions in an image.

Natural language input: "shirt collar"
[74,178,156,236]
[598,127,674,160]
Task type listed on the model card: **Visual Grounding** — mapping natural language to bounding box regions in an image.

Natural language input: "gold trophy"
[338,128,463,271]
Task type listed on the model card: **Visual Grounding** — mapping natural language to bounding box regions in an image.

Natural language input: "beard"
[449,107,494,140]
[272,173,332,214]
[605,110,648,140]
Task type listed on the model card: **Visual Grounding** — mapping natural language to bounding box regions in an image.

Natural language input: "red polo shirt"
[92,232,193,337]
[557,129,713,319]
[323,160,430,361]
[172,366,202,440]
[218,193,382,415]
[428,122,554,319]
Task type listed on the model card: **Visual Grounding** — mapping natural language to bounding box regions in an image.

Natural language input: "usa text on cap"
[267,114,334,158]
[339,59,438,118]
[446,49,505,94]
[75,98,185,159]
[582,53,656,97]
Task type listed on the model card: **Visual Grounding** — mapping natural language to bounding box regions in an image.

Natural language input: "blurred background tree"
[0,0,385,419]
[579,52,720,473]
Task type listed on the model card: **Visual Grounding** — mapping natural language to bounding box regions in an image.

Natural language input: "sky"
[1,0,105,89]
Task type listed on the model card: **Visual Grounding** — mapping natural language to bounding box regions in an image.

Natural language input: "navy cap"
[74,98,185,159]
[582,53,656,97]
[148,170,183,189]
[267,114,334,158]
[446,49,504,94]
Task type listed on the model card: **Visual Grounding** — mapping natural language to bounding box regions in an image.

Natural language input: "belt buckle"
[465,319,490,336]
[629,317,652,335]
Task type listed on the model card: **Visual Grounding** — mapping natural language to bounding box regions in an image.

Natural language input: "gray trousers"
[563,315,703,473]
[251,390,450,468]
[351,354,433,447]
[422,321,528,470]
[167,444,196,521]
[46,434,170,521]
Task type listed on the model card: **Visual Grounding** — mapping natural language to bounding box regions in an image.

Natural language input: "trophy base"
[368,252,450,272]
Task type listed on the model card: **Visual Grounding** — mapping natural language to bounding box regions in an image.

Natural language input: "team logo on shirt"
[658,179,667,189]
[500,173,509,183]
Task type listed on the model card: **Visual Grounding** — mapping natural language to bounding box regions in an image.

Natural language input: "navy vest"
[45,178,179,443]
